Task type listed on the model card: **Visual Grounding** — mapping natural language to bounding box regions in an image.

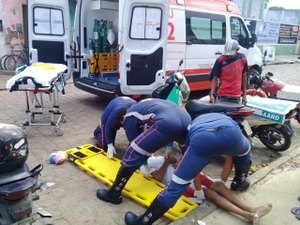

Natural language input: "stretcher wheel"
[55,127,64,136]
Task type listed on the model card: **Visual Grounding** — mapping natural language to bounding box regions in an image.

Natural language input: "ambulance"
[27,0,263,98]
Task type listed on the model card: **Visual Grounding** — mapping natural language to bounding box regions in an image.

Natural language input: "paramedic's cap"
[223,39,240,56]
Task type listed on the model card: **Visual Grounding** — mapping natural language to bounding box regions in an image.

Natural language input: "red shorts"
[183,173,214,198]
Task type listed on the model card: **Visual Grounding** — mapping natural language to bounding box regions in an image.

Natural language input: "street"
[0,61,300,225]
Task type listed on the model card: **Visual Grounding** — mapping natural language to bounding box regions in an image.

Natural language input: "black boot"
[231,161,252,192]
[97,167,133,204]
[125,198,169,225]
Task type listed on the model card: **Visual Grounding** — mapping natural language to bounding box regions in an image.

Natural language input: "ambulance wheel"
[55,127,64,136]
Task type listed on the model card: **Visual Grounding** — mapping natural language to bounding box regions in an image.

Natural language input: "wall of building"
[0,0,26,57]
[0,0,5,56]
[0,0,77,62]
[234,0,300,56]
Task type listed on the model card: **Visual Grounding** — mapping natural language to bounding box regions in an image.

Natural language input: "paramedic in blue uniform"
[93,96,137,158]
[96,98,191,204]
[124,112,252,225]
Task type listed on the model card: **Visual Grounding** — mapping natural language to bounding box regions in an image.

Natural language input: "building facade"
[233,0,300,55]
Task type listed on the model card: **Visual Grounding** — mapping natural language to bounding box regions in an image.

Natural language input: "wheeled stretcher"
[6,63,68,136]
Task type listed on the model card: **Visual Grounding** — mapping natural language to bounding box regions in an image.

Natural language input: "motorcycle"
[0,124,53,225]
[246,97,296,152]
[247,70,300,124]
[199,95,296,152]
[185,100,254,135]
[152,59,190,104]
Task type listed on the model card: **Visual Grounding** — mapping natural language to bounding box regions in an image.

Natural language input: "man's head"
[117,107,129,126]
[223,39,239,58]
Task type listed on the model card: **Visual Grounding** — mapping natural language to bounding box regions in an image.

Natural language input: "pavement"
[0,55,299,225]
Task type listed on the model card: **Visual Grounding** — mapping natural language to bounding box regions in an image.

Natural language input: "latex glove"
[164,147,173,159]
[194,189,205,203]
[107,144,116,159]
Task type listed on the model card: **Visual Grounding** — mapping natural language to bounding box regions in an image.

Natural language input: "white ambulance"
[27,0,263,98]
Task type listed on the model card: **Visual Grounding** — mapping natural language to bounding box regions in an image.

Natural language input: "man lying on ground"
[140,155,272,225]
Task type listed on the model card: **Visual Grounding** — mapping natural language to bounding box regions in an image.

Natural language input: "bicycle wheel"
[4,55,18,71]
[0,54,10,70]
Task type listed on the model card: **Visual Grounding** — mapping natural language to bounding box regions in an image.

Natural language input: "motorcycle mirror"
[264,50,267,56]
[179,59,184,67]
[267,72,273,77]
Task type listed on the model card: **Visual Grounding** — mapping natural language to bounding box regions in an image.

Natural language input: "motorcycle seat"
[0,164,31,186]
[185,100,244,119]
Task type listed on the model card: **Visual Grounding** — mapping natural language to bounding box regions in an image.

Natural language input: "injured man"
[140,155,272,225]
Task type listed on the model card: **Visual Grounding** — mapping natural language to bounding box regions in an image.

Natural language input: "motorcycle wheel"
[257,125,292,152]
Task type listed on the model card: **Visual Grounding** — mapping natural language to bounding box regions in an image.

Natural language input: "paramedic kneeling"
[124,112,252,225]
[96,98,191,205]
[93,96,137,158]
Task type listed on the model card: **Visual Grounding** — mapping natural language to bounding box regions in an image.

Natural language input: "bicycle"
[0,44,29,71]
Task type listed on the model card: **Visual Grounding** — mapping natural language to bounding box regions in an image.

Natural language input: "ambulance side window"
[230,17,249,48]
[129,7,162,40]
[186,11,225,45]
[33,7,64,36]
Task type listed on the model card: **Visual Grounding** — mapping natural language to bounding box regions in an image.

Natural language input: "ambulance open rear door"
[27,0,71,79]
[119,0,169,95]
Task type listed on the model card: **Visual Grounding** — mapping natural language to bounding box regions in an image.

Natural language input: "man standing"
[210,39,248,105]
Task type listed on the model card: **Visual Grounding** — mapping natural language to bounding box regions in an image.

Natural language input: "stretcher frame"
[8,65,67,136]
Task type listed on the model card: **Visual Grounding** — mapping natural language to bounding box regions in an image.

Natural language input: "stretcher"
[65,144,198,221]
[6,63,68,136]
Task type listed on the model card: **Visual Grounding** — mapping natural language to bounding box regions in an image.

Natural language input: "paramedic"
[140,155,272,225]
[93,96,137,158]
[124,112,252,225]
[96,98,191,204]
[209,39,248,105]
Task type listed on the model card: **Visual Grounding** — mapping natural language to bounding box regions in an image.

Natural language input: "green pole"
[242,0,248,17]
[259,0,266,19]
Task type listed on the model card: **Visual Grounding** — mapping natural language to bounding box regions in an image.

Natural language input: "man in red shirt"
[209,39,248,105]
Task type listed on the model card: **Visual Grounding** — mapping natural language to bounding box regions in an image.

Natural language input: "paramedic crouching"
[93,96,136,158]
[96,98,191,204]
[124,112,252,225]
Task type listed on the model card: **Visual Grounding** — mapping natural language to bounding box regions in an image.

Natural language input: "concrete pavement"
[0,56,300,225]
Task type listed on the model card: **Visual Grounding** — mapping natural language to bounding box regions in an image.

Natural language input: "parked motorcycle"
[247,71,300,124]
[199,95,296,152]
[246,99,296,152]
[0,123,53,225]
[185,100,254,135]
[152,59,190,104]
